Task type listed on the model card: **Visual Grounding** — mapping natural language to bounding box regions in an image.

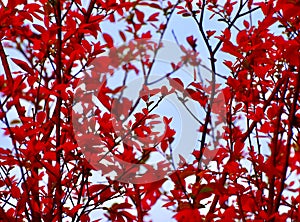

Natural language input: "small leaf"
[119,30,126,41]
[11,185,21,199]
[135,9,145,23]
[169,77,184,91]
[103,33,114,48]
[206,30,216,38]
[148,12,159,21]
[36,111,46,123]
[33,24,46,34]
[11,58,33,74]
[186,35,197,50]
[243,20,250,29]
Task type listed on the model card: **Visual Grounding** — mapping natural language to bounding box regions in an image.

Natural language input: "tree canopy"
[0,0,300,221]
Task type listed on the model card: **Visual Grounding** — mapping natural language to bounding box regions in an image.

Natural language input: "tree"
[0,0,299,221]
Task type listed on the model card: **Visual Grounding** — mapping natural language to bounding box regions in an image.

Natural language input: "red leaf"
[68,204,83,217]
[186,35,197,50]
[89,184,107,195]
[222,86,231,104]
[206,30,216,38]
[224,161,240,174]
[174,209,202,222]
[162,201,176,208]
[141,31,152,38]
[169,78,184,91]
[186,88,207,106]
[103,33,114,48]
[44,151,57,161]
[141,188,161,210]
[80,214,90,221]
[236,30,248,46]
[221,206,237,219]
[243,20,250,29]
[224,0,235,16]
[135,9,145,23]
[36,111,46,123]
[33,24,46,34]
[148,12,159,21]
[108,13,115,22]
[119,30,126,41]
[161,140,168,152]
[233,140,244,159]
[11,185,21,199]
[247,0,253,8]
[93,42,106,55]
[24,3,42,12]
[223,60,233,69]
[223,28,231,40]
[11,58,33,74]
[221,41,243,58]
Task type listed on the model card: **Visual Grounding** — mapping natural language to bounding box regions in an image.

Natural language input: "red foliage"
[0,0,300,221]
